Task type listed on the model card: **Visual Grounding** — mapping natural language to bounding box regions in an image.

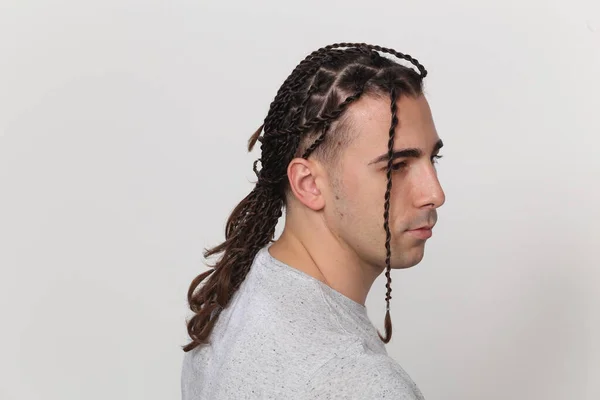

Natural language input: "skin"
[268,93,445,306]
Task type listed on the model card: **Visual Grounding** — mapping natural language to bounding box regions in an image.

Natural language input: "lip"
[413,224,434,230]
[407,227,433,239]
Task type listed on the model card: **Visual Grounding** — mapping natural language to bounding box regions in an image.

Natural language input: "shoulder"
[300,352,425,399]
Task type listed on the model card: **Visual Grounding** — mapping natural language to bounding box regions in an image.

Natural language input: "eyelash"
[391,155,443,171]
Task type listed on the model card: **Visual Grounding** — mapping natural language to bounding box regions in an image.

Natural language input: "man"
[182,42,445,399]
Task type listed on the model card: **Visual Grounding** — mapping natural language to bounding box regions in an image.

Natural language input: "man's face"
[323,93,445,271]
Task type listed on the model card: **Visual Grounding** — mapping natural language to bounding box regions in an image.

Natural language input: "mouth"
[406,225,434,240]
[411,224,434,230]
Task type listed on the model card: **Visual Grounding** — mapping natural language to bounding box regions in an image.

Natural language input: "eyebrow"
[368,139,444,165]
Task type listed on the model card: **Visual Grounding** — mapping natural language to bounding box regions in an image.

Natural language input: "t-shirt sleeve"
[300,352,425,399]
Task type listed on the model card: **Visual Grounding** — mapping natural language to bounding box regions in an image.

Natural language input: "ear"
[286,157,326,211]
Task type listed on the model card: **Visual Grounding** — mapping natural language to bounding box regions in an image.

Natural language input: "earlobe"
[287,158,325,211]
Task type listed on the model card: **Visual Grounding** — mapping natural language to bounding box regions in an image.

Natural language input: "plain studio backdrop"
[0,1,598,399]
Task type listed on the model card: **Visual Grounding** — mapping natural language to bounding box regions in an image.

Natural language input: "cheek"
[337,169,384,222]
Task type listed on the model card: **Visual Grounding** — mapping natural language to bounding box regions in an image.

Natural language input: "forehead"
[344,94,439,159]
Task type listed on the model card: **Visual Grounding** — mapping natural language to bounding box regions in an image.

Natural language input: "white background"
[1,1,598,399]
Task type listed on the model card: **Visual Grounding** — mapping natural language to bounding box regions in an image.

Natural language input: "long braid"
[378,86,399,343]
[183,43,428,352]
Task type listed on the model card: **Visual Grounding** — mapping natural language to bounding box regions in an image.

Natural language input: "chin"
[390,248,425,269]
[390,260,421,270]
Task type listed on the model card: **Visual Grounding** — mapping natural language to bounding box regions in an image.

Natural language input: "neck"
[268,217,381,306]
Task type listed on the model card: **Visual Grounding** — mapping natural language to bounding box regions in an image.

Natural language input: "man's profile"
[181,42,445,399]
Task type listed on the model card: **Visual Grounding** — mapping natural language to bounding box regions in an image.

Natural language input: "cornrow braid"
[273,88,366,139]
[302,121,331,160]
[183,43,427,352]
[263,52,337,133]
[262,43,403,134]
[299,82,368,159]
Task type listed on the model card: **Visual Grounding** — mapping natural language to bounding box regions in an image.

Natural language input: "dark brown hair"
[183,43,427,352]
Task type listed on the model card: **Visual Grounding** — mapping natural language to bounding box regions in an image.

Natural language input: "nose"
[413,163,445,209]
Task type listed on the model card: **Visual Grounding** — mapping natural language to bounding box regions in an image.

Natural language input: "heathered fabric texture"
[181,244,425,399]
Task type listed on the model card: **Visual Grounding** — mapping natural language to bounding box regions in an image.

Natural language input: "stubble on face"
[319,94,442,271]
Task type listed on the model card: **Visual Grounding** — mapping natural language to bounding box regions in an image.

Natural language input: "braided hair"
[183,43,427,352]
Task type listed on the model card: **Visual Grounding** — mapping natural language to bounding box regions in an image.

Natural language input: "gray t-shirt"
[181,244,425,399]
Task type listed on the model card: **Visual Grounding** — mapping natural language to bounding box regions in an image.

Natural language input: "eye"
[431,154,443,164]
[391,161,407,171]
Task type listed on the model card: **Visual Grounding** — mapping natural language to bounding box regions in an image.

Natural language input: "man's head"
[249,45,444,272]
[185,43,443,352]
